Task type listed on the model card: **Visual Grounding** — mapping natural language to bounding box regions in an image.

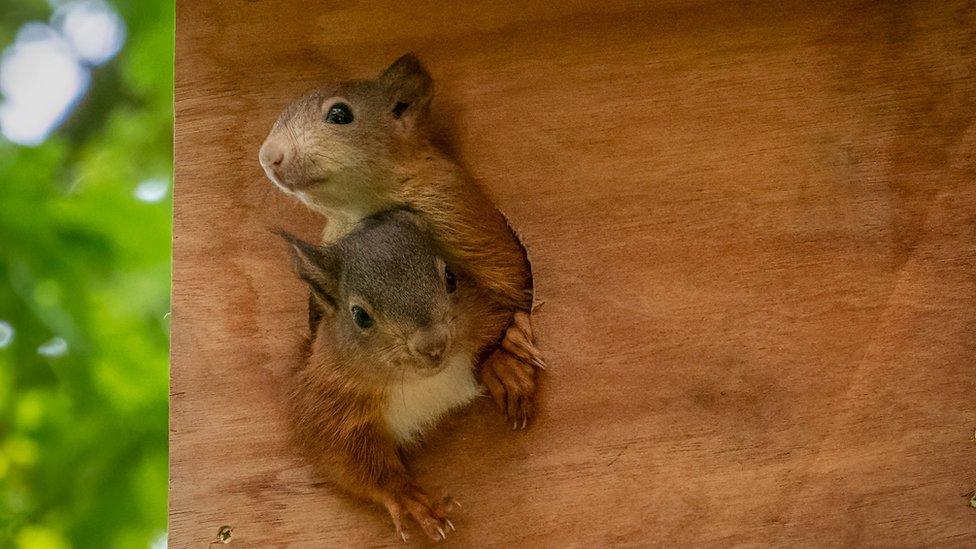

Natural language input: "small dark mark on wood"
[607,446,628,467]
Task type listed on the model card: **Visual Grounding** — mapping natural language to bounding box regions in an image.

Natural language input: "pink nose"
[259,142,286,169]
[409,325,449,363]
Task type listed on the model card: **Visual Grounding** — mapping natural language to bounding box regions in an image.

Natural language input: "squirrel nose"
[409,325,449,363]
[259,140,286,169]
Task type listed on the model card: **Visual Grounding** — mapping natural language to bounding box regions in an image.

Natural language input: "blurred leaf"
[0,1,173,547]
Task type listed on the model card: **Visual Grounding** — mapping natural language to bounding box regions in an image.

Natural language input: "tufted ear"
[378,53,433,130]
[278,231,340,312]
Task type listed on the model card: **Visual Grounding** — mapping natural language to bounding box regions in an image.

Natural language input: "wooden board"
[171,1,976,546]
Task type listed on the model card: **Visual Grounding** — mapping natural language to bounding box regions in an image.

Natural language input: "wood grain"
[172,1,976,546]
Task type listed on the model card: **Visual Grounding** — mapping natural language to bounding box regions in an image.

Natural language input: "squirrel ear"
[378,53,433,128]
[277,231,340,311]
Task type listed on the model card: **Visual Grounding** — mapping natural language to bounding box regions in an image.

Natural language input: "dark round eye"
[445,268,457,294]
[326,103,353,124]
[350,305,373,329]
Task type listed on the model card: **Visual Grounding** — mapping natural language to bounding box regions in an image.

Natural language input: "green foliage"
[0,1,173,547]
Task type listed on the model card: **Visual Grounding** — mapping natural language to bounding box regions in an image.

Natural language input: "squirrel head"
[280,210,462,382]
[259,54,433,199]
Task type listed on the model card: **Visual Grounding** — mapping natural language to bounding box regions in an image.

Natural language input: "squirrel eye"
[350,305,373,329]
[445,268,458,294]
[392,101,409,118]
[326,103,354,124]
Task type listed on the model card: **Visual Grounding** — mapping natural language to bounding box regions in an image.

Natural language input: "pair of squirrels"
[259,54,545,542]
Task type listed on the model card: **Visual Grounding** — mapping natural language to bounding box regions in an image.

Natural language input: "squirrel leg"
[479,344,537,430]
[325,432,459,542]
[500,310,547,371]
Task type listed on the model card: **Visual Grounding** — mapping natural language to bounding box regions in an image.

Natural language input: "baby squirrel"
[280,209,511,542]
[259,54,544,426]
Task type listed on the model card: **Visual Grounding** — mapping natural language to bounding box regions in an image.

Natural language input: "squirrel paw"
[480,348,536,429]
[384,485,459,543]
[501,310,547,371]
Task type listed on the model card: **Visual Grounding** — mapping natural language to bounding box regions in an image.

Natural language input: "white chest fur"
[384,352,481,443]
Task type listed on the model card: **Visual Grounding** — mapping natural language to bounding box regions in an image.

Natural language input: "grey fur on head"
[280,209,450,331]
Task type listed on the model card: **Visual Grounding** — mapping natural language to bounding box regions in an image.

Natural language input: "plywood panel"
[172,1,976,546]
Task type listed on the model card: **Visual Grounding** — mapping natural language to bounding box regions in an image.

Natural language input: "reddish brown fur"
[386,150,541,427]
[390,150,533,312]
[289,255,511,540]
[259,56,546,428]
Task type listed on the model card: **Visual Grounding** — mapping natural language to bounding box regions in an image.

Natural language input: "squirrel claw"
[480,347,537,429]
[386,485,459,543]
[501,317,548,371]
